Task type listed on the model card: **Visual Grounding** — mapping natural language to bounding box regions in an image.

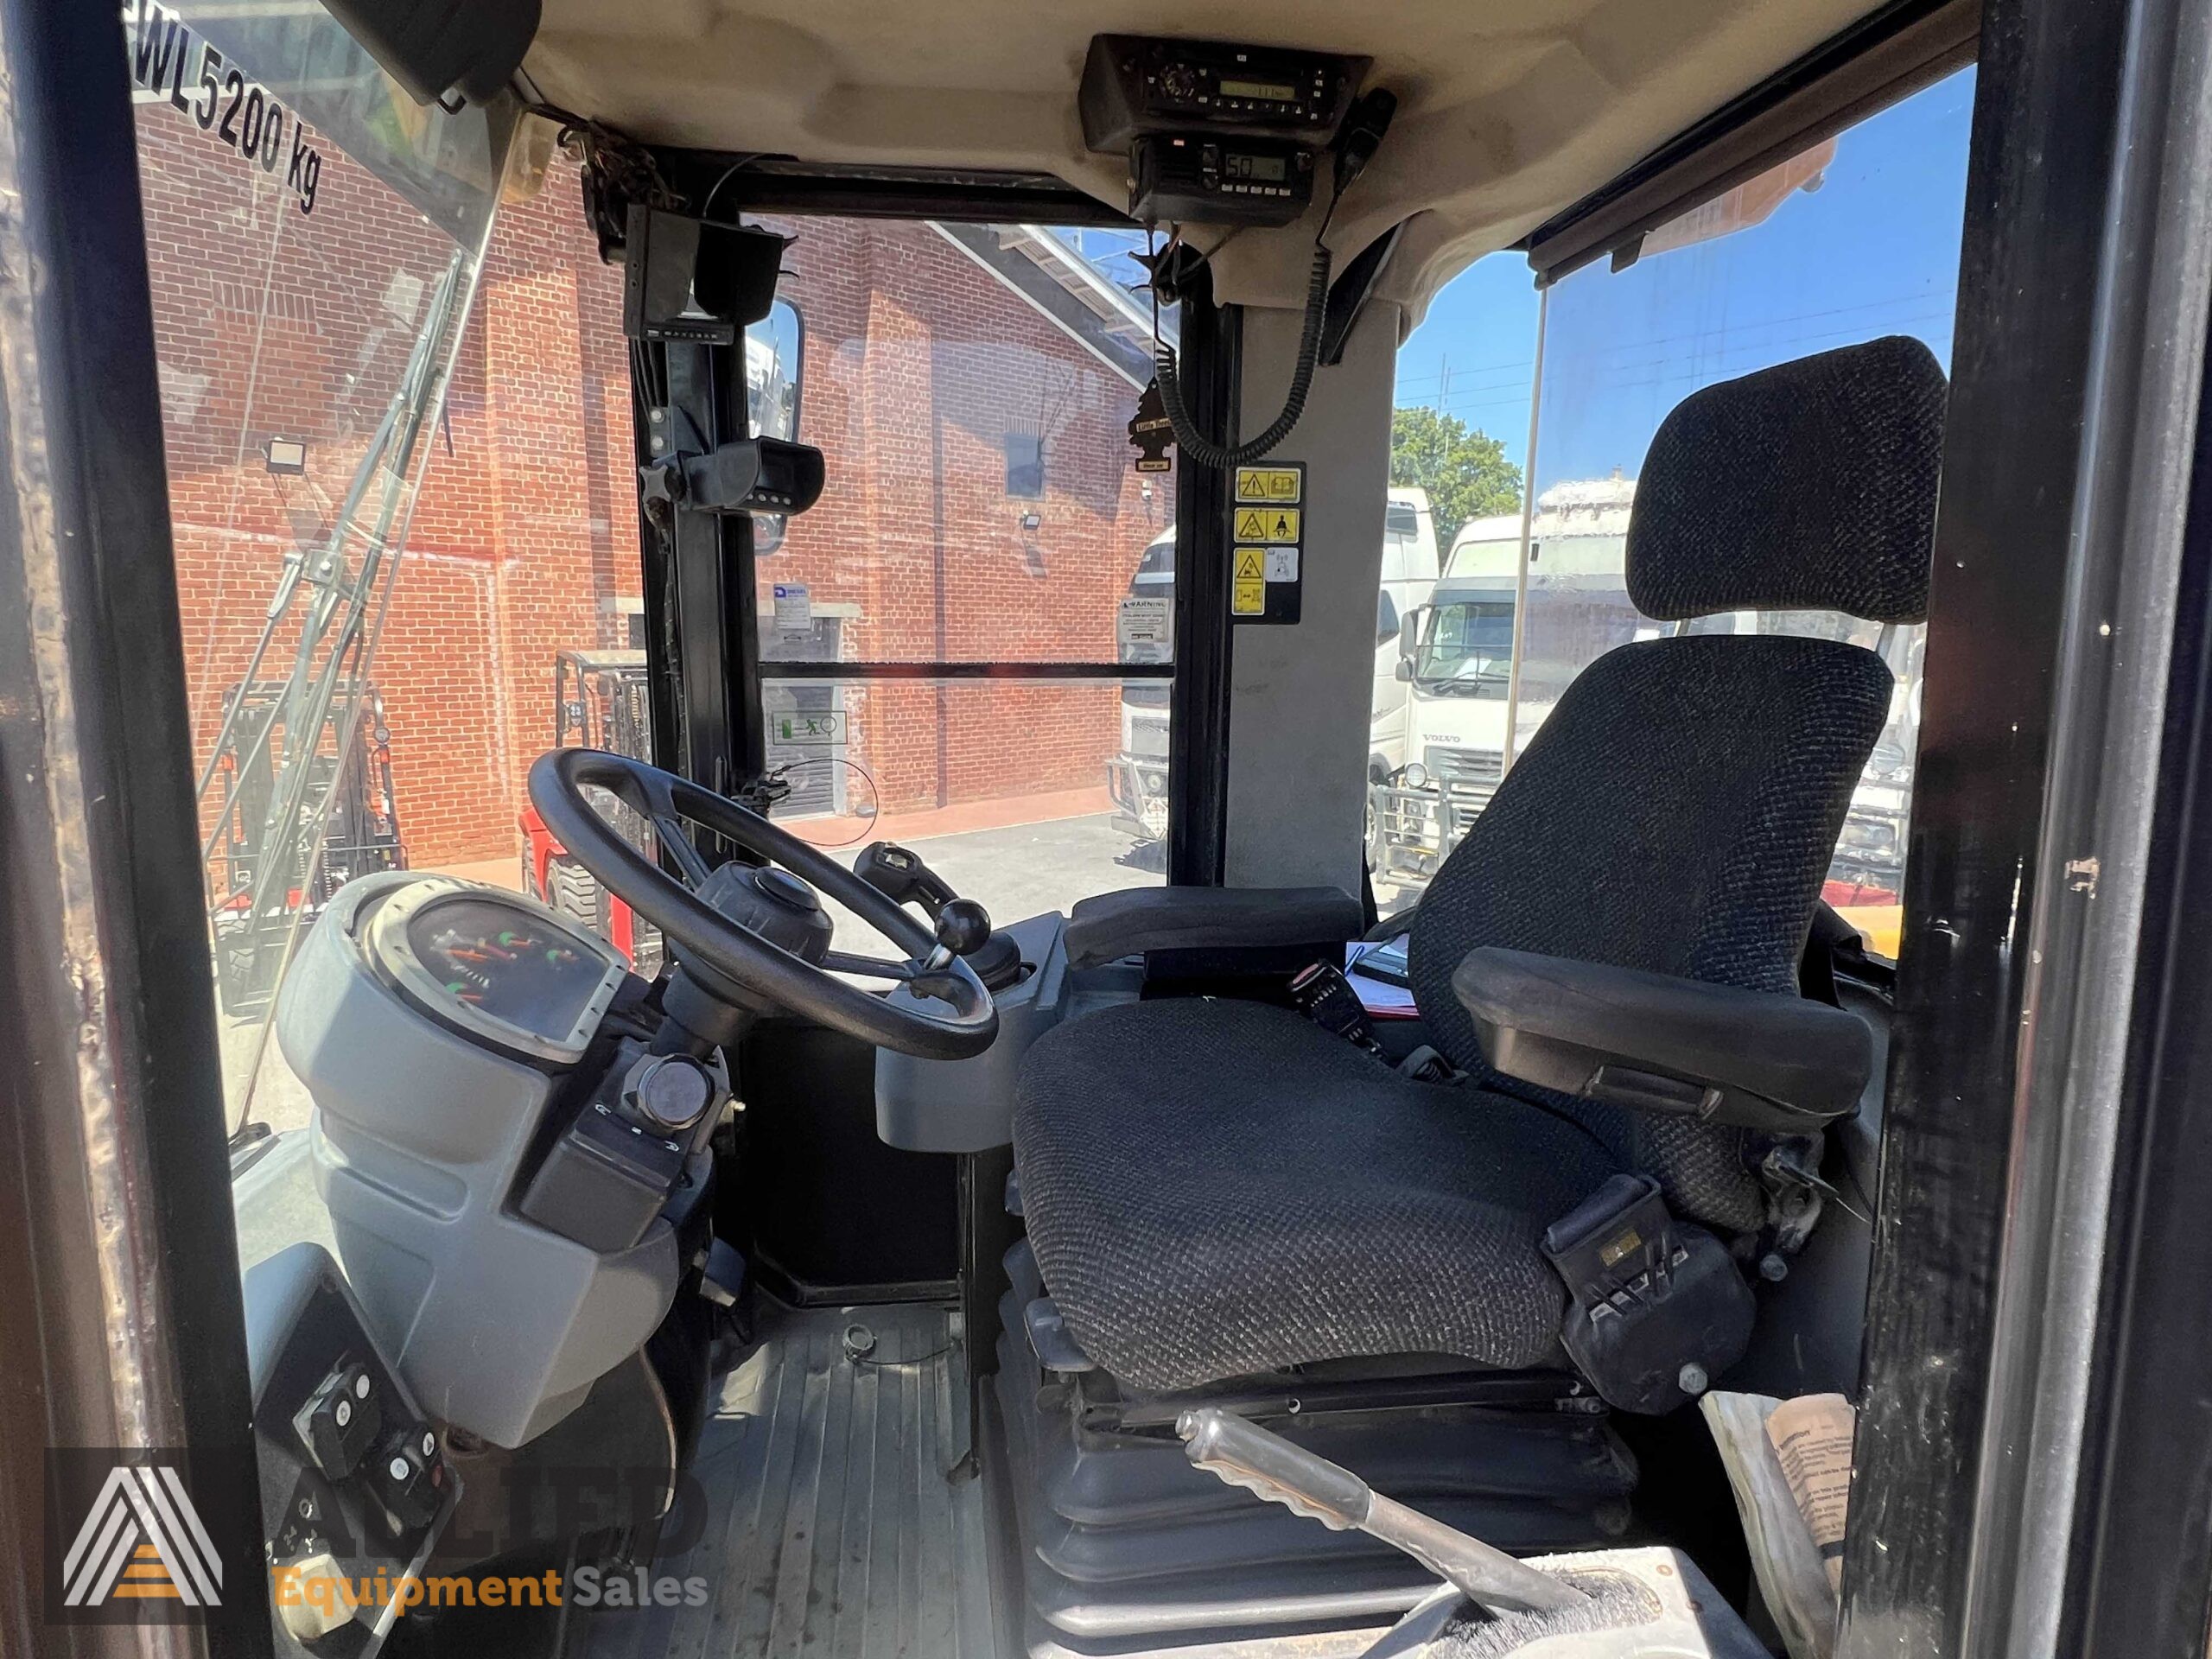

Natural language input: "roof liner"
[524,0,1887,324]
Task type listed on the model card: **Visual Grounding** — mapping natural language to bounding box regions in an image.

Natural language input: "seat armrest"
[1451,947,1872,1134]
[1065,886,1363,969]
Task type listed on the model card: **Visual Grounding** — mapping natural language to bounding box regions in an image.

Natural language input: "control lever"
[860,842,1027,990]
[855,841,957,918]
[1177,1408,1587,1617]
[925,899,994,969]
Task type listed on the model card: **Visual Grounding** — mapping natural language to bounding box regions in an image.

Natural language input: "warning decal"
[1234,467,1303,504]
[1232,507,1300,543]
[1225,461,1303,625]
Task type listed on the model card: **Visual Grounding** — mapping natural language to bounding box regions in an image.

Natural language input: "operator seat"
[1013,335,1945,1399]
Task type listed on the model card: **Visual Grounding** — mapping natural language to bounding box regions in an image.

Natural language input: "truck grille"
[1425,745,1503,814]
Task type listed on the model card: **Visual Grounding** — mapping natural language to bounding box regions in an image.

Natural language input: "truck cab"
[1115,486,1438,856]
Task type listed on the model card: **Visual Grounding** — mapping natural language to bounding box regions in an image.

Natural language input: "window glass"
[746,218,1177,917]
[138,3,521,1160]
[754,219,1173,666]
[1373,70,1973,949]
[1374,254,1540,912]
[760,677,1171,926]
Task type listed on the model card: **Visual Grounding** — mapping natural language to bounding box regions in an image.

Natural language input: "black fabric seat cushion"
[1014,997,1624,1395]
[1409,632,1893,1233]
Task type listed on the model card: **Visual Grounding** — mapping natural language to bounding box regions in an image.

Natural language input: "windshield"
[1416,600,1515,695]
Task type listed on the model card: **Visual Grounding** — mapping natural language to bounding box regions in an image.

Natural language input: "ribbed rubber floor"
[580,1302,999,1659]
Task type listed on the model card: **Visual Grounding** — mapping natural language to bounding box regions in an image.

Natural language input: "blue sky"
[1397,67,1977,490]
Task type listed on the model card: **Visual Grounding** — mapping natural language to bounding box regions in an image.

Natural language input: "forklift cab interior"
[24,0,2212,1655]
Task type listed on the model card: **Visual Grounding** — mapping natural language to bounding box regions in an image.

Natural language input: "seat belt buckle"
[1396,1044,1458,1084]
[1288,960,1381,1053]
[1541,1173,1755,1415]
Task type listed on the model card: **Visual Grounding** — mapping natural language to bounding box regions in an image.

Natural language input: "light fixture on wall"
[1019,512,1042,531]
[263,435,308,475]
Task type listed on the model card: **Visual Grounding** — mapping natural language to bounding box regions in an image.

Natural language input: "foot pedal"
[698,1237,747,1309]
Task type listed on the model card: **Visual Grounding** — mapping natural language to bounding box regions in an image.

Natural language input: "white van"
[1366,486,1444,779]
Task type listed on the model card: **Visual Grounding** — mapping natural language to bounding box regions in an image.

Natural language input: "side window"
[1376,256,1540,915]
[1377,590,1399,647]
[1376,72,1974,946]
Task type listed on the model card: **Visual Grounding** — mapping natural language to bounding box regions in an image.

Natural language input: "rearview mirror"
[1398,604,1425,658]
[746,299,804,554]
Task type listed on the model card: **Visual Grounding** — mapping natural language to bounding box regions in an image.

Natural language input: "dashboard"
[277,871,691,1451]
[359,878,626,1065]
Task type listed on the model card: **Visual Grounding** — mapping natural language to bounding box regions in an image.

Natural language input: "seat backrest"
[1406,334,1947,1233]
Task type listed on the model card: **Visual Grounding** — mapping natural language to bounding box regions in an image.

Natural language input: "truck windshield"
[1416,601,1514,695]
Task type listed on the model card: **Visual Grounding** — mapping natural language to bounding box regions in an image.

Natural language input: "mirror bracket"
[649,437,826,522]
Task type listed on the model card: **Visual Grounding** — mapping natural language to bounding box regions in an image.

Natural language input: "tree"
[1389,406,1522,550]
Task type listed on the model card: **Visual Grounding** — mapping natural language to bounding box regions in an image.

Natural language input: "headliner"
[524,0,1888,321]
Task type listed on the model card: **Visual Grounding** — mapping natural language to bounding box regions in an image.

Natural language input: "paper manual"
[1700,1390,1855,1659]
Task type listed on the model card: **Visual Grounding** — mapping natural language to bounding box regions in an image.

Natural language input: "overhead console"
[1080,35,1369,228]
[1080,32,1395,468]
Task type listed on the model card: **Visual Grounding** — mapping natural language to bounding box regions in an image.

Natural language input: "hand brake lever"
[1177,1408,1588,1617]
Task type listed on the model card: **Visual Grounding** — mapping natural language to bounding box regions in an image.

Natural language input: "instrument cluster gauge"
[359,877,627,1065]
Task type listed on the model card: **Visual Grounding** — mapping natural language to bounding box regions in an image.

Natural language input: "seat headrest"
[1625,335,1947,624]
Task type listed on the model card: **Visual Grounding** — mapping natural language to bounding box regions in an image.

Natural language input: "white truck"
[1368,475,1637,897]
[1108,487,1442,851]
[1370,472,1920,914]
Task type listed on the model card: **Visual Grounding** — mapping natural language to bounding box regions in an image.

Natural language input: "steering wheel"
[527,748,998,1059]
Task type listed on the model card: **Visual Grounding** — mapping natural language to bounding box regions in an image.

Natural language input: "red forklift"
[518,648,664,973]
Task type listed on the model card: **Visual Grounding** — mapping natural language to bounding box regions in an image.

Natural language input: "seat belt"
[1287,960,1458,1082]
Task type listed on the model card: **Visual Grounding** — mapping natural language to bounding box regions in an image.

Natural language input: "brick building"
[143,97,1168,870]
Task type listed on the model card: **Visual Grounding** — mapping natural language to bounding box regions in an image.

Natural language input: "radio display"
[1225,152,1288,181]
[1219,78,1297,102]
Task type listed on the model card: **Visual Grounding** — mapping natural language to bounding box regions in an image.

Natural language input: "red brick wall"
[146,105,1164,866]
[760,218,1173,810]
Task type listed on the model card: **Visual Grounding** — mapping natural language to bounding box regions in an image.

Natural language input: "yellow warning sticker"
[1232,506,1301,543]
[1230,577,1267,615]
[1234,466,1303,505]
[1233,546,1266,580]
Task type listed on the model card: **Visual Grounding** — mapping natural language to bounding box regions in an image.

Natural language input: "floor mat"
[576,1301,999,1659]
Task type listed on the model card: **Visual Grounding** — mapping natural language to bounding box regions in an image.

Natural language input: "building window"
[1005,432,1045,498]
